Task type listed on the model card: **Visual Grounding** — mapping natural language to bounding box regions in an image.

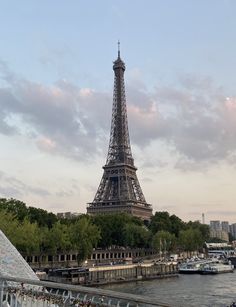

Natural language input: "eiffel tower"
[87,44,152,220]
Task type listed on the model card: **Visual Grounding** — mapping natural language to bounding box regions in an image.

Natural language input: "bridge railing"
[0,275,171,307]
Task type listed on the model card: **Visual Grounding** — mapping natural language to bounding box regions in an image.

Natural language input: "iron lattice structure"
[87,49,152,220]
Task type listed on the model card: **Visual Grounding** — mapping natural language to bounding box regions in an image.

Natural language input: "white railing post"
[0,278,4,306]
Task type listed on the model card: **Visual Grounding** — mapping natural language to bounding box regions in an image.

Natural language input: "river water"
[101,273,236,307]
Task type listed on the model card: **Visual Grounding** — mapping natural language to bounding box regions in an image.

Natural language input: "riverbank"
[43,262,178,286]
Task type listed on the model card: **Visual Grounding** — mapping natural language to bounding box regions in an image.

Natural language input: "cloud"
[158,205,177,211]
[141,177,153,183]
[1,62,236,169]
[0,171,51,198]
[0,64,111,160]
[206,210,236,216]
[126,76,236,169]
[56,189,76,197]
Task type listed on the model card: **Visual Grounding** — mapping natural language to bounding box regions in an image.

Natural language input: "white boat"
[200,262,234,274]
[178,260,212,274]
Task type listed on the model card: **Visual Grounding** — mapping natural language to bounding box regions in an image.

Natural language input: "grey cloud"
[0,88,19,135]
[56,189,77,197]
[0,65,111,160]
[141,177,153,183]
[0,116,17,135]
[0,171,51,198]
[0,60,18,84]
[141,160,158,169]
[27,186,51,197]
[206,210,236,216]
[54,179,81,198]
[0,186,23,198]
[141,159,168,170]
[126,77,236,169]
[159,205,177,210]
[1,62,236,169]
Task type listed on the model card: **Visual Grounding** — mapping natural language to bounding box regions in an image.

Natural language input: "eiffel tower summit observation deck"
[87,44,152,221]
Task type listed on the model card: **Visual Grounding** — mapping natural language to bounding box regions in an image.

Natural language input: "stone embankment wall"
[24,248,154,270]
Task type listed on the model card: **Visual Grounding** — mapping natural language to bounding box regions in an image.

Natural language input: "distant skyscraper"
[210,220,229,242]
[221,221,229,233]
[87,46,152,220]
[230,223,236,239]
[210,220,221,231]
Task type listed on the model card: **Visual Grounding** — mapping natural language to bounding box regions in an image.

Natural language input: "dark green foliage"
[27,206,57,228]
[0,198,58,228]
[169,214,186,237]
[206,237,227,243]
[0,198,101,263]
[70,216,101,264]
[0,198,210,258]
[123,223,150,248]
[152,230,176,252]
[0,198,28,221]
[149,211,172,234]
[149,211,210,252]
[149,211,186,237]
[178,228,203,251]
[186,221,210,242]
[92,213,149,248]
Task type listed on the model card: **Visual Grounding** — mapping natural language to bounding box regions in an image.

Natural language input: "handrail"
[0,274,171,306]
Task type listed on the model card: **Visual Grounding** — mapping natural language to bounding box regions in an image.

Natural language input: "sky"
[1,0,236,223]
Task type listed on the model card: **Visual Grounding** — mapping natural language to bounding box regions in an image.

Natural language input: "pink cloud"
[37,136,56,152]
[225,97,236,111]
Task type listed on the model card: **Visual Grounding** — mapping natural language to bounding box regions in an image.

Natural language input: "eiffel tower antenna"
[87,47,152,220]
[118,40,120,58]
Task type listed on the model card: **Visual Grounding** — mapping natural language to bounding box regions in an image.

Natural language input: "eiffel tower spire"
[87,47,152,220]
[106,42,133,167]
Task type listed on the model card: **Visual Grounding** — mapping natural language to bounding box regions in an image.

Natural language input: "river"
[101,273,236,306]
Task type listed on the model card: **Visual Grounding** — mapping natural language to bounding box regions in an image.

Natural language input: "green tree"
[27,206,57,228]
[206,237,227,243]
[186,221,210,242]
[38,226,51,254]
[92,213,139,247]
[149,212,172,234]
[178,228,203,251]
[15,219,41,254]
[70,217,101,264]
[0,210,19,244]
[152,230,176,253]
[0,198,28,221]
[47,221,72,253]
[123,224,151,248]
[0,198,58,228]
[169,214,186,237]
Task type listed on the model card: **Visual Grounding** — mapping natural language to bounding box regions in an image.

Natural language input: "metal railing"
[0,275,171,307]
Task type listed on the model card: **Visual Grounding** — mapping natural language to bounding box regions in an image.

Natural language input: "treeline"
[0,198,210,262]
[0,198,100,263]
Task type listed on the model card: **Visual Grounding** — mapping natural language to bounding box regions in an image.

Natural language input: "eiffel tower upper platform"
[87,45,152,221]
